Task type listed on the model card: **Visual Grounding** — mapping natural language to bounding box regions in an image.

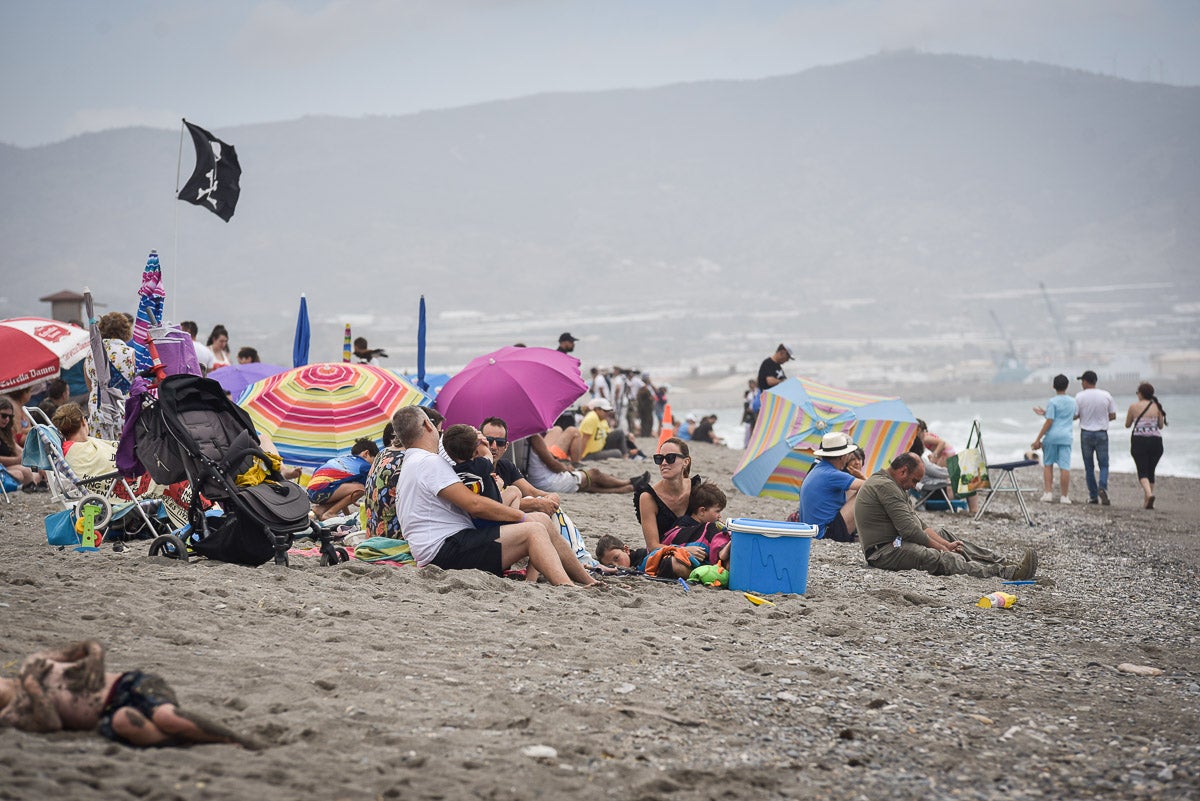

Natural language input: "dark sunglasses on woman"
[653,453,683,465]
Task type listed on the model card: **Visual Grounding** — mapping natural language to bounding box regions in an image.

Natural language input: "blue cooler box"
[727,518,817,595]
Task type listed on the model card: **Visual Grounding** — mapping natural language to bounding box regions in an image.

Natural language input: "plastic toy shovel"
[742,592,775,606]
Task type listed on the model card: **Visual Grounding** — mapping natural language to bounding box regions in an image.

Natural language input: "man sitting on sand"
[0,640,257,749]
[515,430,639,495]
[855,453,1038,580]
[568,398,642,462]
[796,432,866,543]
[392,406,597,587]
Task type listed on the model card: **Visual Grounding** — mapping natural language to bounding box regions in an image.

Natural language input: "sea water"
[710,394,1200,479]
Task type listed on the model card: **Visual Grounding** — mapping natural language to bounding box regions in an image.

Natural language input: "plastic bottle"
[977,591,1017,609]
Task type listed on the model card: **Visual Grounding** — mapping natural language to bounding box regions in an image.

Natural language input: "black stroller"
[132,373,344,567]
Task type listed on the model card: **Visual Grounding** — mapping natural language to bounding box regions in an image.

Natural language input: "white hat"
[589,397,613,411]
[812,431,857,458]
[686,413,699,423]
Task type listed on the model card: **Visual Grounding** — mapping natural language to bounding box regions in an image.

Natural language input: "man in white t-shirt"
[392,406,597,586]
[1074,370,1118,506]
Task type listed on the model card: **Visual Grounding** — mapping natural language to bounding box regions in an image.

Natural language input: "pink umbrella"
[435,346,588,441]
[0,317,91,392]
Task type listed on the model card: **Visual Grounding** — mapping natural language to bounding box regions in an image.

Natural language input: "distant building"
[38,290,85,323]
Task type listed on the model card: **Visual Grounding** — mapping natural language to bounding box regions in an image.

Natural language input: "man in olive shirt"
[855,453,1038,580]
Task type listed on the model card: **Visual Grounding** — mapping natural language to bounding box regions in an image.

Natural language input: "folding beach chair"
[21,406,165,540]
[957,419,1038,527]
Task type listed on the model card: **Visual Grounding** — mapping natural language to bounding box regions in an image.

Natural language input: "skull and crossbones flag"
[178,119,242,222]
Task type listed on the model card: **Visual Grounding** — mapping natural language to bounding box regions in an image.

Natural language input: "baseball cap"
[558,332,579,342]
[777,343,794,360]
[589,397,613,411]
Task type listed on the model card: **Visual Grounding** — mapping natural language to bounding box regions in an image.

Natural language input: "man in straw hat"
[855,453,1038,580]
[796,431,866,542]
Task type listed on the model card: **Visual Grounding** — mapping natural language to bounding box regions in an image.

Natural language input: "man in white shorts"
[520,431,642,494]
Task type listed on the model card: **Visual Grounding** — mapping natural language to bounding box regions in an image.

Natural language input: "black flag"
[178,119,241,222]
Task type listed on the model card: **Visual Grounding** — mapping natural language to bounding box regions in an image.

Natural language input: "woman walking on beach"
[635,437,701,549]
[1125,382,1167,509]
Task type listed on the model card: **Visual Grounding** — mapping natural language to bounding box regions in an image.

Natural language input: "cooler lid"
[727,518,817,538]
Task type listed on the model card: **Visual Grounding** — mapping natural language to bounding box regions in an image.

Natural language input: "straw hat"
[813,431,857,458]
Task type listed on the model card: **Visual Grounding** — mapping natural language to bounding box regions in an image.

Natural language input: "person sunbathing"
[0,640,258,748]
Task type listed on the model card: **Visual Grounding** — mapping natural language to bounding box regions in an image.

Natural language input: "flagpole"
[171,120,186,322]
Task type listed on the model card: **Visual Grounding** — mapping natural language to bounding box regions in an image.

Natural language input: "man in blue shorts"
[392,406,596,587]
[1032,374,1077,504]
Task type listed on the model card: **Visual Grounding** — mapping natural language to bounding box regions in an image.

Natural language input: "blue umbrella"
[416,294,428,391]
[293,294,310,368]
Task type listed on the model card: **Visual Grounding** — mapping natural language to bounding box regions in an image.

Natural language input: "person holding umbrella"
[391,407,597,587]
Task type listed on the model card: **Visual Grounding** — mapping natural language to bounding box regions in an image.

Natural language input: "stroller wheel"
[336,547,350,563]
[74,494,112,530]
[319,546,350,567]
[148,534,190,562]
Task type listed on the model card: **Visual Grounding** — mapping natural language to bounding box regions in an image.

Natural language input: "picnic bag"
[947,420,990,497]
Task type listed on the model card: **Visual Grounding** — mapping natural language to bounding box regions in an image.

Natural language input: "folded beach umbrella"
[293,294,310,368]
[239,363,430,472]
[733,377,919,500]
[0,317,91,392]
[84,288,125,440]
[435,346,588,441]
[208,362,286,403]
[131,250,166,373]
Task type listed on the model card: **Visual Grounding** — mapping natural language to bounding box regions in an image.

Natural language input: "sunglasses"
[0,413,12,420]
[484,436,508,447]
[653,453,684,465]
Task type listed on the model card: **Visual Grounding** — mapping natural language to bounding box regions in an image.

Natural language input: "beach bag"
[44,508,81,546]
[947,421,990,497]
[189,510,276,567]
[0,466,20,493]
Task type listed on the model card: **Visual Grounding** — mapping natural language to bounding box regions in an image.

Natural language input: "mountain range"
[3,51,1197,377]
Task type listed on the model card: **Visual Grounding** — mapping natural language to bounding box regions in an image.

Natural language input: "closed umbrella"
[293,294,310,368]
[83,288,125,439]
[416,295,428,392]
[239,363,430,472]
[435,346,588,441]
[131,250,166,374]
[733,376,919,500]
[0,317,91,392]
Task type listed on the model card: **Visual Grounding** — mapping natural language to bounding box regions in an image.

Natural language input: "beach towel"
[554,509,597,568]
[352,537,414,564]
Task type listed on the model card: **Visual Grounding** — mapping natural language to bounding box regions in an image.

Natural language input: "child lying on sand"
[0,640,259,749]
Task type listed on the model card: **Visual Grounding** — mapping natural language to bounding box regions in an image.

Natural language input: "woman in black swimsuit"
[635,437,701,548]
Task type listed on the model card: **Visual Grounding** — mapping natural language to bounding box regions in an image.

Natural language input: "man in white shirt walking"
[1075,370,1118,505]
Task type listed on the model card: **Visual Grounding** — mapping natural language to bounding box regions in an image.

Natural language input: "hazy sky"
[2,0,1197,147]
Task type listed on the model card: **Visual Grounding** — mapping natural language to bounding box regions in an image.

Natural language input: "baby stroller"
[131,373,342,567]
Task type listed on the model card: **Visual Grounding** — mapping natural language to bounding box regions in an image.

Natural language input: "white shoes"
[1060,496,1072,504]
[1040,492,1054,503]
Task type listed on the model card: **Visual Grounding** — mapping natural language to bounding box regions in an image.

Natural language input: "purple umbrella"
[208,362,286,402]
[435,346,588,441]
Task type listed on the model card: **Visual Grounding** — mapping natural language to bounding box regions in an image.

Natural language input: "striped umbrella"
[733,376,918,500]
[238,363,430,472]
[131,250,166,374]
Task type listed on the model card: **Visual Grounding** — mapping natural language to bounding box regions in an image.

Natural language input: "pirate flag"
[178,119,242,222]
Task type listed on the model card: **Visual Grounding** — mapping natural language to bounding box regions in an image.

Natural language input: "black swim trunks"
[98,671,179,744]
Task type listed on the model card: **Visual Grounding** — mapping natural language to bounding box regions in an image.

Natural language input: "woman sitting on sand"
[0,396,48,492]
[52,403,197,527]
[635,437,702,549]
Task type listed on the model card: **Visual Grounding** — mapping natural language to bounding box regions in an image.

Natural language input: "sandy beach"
[1,440,1198,801]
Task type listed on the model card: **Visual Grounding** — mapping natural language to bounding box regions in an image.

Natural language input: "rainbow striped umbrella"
[238,363,430,472]
[733,377,918,500]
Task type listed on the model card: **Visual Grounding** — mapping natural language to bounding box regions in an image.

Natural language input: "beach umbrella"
[131,250,166,374]
[83,288,125,439]
[733,376,919,500]
[399,371,451,398]
[416,295,428,392]
[435,346,588,441]
[239,363,430,472]
[207,362,286,403]
[0,317,91,392]
[342,323,352,363]
[293,294,310,368]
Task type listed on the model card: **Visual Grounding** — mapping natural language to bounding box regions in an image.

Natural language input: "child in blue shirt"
[1032,374,1077,503]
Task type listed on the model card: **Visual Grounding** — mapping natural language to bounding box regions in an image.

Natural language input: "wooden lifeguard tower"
[39,290,85,324]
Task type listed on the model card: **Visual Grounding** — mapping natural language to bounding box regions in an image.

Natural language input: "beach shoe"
[1040,492,1054,503]
[20,482,40,494]
[1099,490,1110,506]
[1010,549,1038,581]
[1087,497,1098,504]
[1059,496,1072,505]
[1145,495,1155,510]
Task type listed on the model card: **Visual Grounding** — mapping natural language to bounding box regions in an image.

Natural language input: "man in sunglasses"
[479,417,562,514]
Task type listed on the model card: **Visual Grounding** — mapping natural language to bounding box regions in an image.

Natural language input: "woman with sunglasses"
[0,396,47,492]
[635,437,702,549]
